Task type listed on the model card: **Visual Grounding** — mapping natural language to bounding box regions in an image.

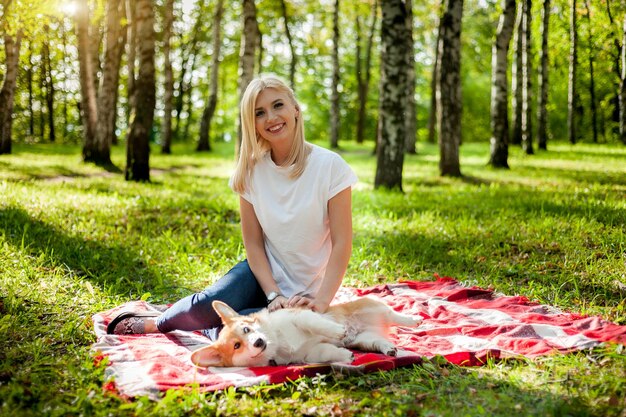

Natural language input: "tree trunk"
[112,0,127,146]
[279,0,296,89]
[60,21,70,140]
[39,41,46,139]
[161,0,175,154]
[0,30,22,155]
[93,0,125,166]
[330,0,341,149]
[236,0,259,155]
[27,41,34,137]
[568,0,578,145]
[181,51,199,141]
[537,0,550,150]
[256,29,264,73]
[76,0,99,161]
[126,0,137,124]
[375,0,410,190]
[521,0,533,155]
[620,11,626,144]
[173,3,203,139]
[89,0,124,166]
[90,13,103,97]
[405,0,417,154]
[511,0,523,146]
[198,0,225,152]
[355,0,377,145]
[437,0,463,177]
[125,0,156,182]
[583,0,598,144]
[428,15,442,144]
[489,0,516,169]
[42,31,56,142]
[605,0,622,138]
[356,11,364,142]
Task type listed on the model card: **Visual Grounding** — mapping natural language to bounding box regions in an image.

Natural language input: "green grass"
[1,140,625,416]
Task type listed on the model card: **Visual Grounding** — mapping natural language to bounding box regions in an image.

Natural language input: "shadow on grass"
[93,160,123,174]
[514,165,626,188]
[0,206,163,296]
[356,360,605,417]
[354,227,626,307]
[365,180,624,228]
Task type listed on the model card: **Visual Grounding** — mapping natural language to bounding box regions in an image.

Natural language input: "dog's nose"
[253,338,266,349]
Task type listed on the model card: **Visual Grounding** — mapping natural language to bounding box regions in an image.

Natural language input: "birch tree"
[125,0,156,181]
[198,0,225,152]
[375,0,410,190]
[0,28,22,155]
[583,0,598,144]
[428,17,442,144]
[520,0,533,155]
[489,0,516,169]
[330,0,340,149]
[405,0,417,154]
[41,29,56,142]
[355,0,377,145]
[279,0,296,89]
[76,0,98,160]
[161,0,175,154]
[174,6,202,139]
[237,0,259,153]
[91,0,125,165]
[568,0,578,145]
[437,0,463,177]
[620,11,626,144]
[126,0,137,122]
[511,0,523,146]
[537,0,550,150]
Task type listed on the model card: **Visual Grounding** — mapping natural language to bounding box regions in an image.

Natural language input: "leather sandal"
[106,311,162,335]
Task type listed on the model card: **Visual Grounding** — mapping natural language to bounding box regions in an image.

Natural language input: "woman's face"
[254,87,299,147]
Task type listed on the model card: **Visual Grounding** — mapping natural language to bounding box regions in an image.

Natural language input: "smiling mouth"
[268,124,285,133]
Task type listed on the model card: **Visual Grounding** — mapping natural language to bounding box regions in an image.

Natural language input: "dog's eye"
[243,327,250,334]
[234,342,241,350]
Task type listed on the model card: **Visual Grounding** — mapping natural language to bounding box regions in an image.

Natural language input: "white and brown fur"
[190,297,420,368]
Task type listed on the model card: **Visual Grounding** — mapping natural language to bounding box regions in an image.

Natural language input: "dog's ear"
[212,300,239,323]
[191,345,225,368]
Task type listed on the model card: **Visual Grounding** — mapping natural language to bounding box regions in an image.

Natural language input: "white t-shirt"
[231,144,358,297]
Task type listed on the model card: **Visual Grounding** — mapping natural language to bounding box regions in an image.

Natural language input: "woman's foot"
[106,312,161,335]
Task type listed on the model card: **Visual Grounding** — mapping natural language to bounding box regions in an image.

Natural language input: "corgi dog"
[190,297,421,368]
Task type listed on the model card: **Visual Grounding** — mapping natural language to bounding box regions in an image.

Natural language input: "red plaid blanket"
[92,277,626,399]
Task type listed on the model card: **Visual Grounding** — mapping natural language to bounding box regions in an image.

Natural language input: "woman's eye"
[243,327,250,334]
[255,110,265,117]
[274,102,283,109]
[234,342,241,350]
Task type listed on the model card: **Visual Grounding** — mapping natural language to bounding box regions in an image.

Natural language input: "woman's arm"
[239,196,285,309]
[289,186,353,313]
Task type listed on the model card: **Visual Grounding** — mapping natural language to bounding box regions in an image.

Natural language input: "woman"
[108,75,358,336]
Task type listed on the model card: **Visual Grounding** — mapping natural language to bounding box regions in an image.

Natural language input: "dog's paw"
[336,348,354,363]
[327,323,347,341]
[375,340,397,357]
[384,347,398,357]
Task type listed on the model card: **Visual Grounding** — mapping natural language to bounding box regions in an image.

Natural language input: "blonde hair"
[231,75,311,194]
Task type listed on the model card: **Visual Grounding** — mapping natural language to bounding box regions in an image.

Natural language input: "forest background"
[1,0,626,416]
[1,0,625,184]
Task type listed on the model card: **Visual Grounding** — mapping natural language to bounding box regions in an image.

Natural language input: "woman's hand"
[286,295,329,313]
[268,295,329,313]
[267,295,288,312]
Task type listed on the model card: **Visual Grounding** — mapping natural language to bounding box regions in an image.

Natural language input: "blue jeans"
[155,260,266,338]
